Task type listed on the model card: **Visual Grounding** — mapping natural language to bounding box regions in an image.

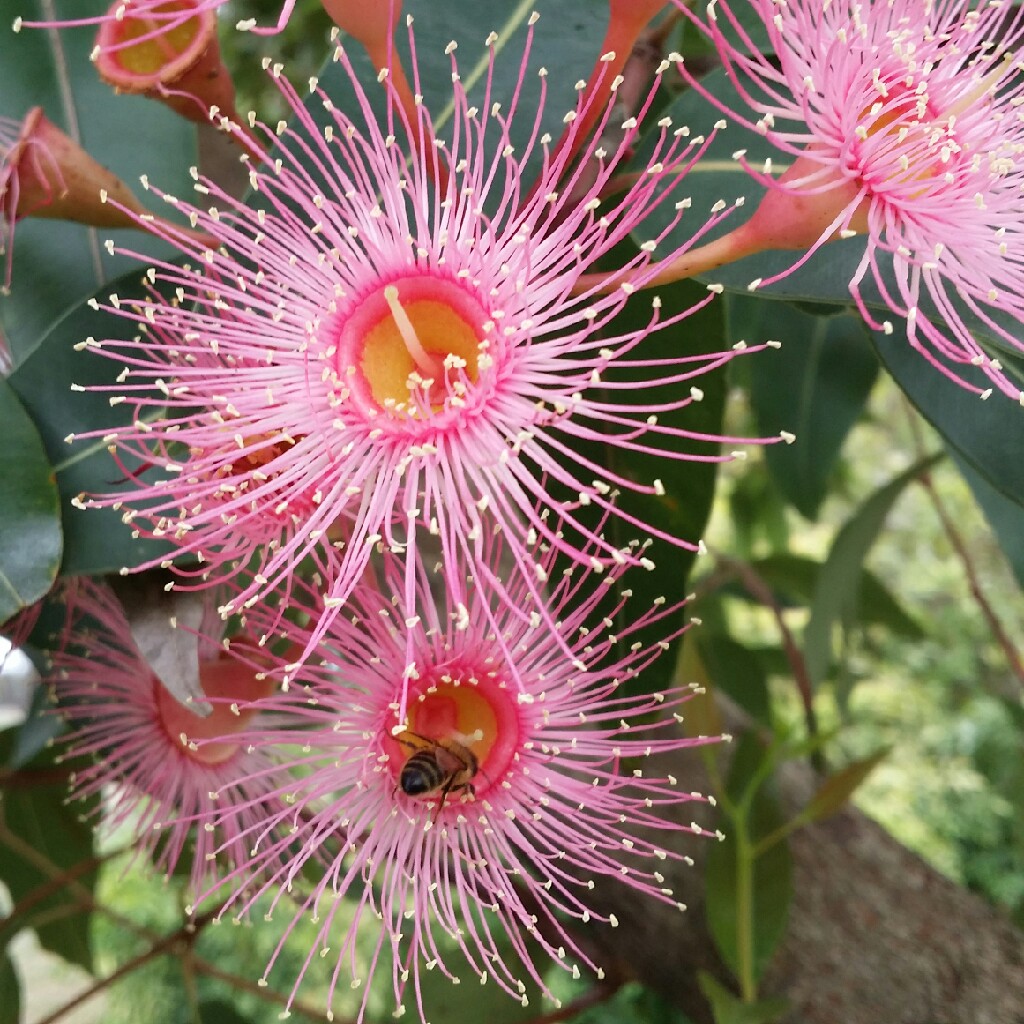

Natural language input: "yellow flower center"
[111,1,204,76]
[344,275,489,419]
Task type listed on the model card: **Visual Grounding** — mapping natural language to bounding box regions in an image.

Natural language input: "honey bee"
[396,730,479,818]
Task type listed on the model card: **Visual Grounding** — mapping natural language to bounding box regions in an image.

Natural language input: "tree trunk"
[580,706,1024,1024]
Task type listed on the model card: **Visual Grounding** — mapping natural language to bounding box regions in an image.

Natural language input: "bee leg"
[431,777,461,824]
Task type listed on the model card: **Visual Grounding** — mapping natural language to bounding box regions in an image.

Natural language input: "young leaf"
[796,749,889,826]
[803,452,943,689]
[697,972,789,1024]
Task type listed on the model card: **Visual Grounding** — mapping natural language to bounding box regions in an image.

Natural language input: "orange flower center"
[155,648,272,766]
[382,661,521,803]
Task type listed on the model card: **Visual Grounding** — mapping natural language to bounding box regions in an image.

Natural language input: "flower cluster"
[12,0,1023,1020]
[31,7,748,1016]
[197,527,716,1020]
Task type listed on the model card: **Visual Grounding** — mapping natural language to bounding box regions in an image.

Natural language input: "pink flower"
[50,578,281,888]
[198,532,719,1021]
[76,15,777,666]
[658,0,1024,400]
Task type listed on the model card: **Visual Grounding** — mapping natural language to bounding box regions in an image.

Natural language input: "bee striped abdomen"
[400,750,448,796]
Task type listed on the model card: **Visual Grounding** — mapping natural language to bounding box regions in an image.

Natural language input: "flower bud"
[1,107,213,291]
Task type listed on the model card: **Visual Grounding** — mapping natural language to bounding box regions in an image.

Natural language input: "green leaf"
[0,948,19,1024]
[803,452,943,688]
[796,748,889,826]
[0,0,199,366]
[7,269,177,576]
[0,747,98,972]
[871,330,1024,512]
[628,69,865,310]
[0,379,62,623]
[564,275,733,697]
[698,635,771,728]
[7,684,63,770]
[744,554,924,639]
[730,298,878,519]
[676,636,725,740]
[726,464,790,559]
[413,966,539,1024]
[697,972,789,1024]
[705,733,792,986]
[384,923,555,1024]
[568,981,693,1024]
[951,452,1024,590]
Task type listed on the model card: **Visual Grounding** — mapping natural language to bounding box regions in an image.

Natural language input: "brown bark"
[578,706,1024,1024]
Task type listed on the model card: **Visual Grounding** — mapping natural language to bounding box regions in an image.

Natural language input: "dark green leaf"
[0,0,199,365]
[412,965,539,1024]
[0,948,19,1024]
[803,452,943,688]
[8,684,62,770]
[744,554,924,639]
[872,330,1024,512]
[0,379,62,623]
[317,0,611,194]
[0,747,98,972]
[698,635,771,728]
[567,981,693,1024]
[731,298,878,519]
[697,972,789,1024]
[382,923,554,1024]
[726,464,790,559]
[564,276,733,697]
[629,69,864,310]
[676,636,725,740]
[633,70,1024,367]
[7,269,177,576]
[705,733,792,985]
[951,452,1024,590]
[797,749,888,826]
